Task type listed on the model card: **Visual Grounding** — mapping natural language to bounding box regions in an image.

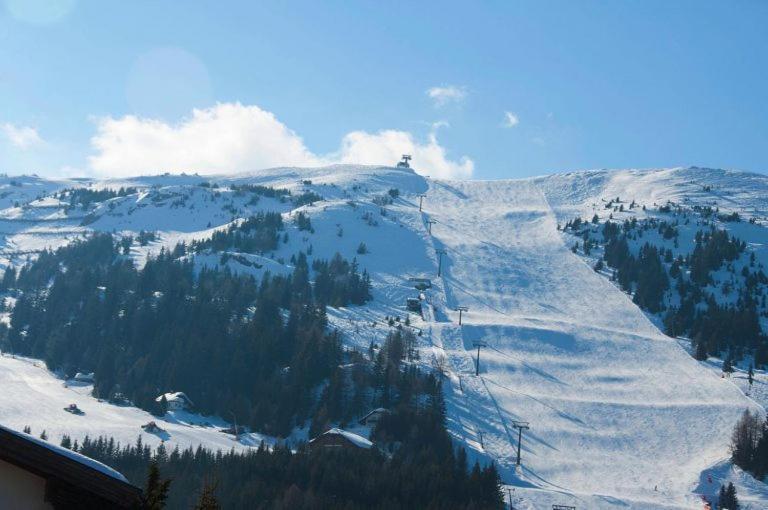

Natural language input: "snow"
[0,165,765,508]
[419,174,766,509]
[1,423,129,483]
[555,167,768,350]
[0,353,277,453]
[693,459,768,509]
[155,391,192,405]
[312,427,374,449]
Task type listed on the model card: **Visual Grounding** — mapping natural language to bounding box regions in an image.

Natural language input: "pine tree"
[718,485,727,508]
[194,481,220,510]
[727,482,739,509]
[753,418,768,480]
[723,356,735,377]
[0,266,16,290]
[157,395,168,417]
[694,338,708,361]
[731,409,762,471]
[747,364,754,388]
[718,482,739,509]
[480,463,505,508]
[142,462,171,510]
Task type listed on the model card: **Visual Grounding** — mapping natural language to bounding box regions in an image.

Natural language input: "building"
[408,277,432,289]
[141,421,165,434]
[309,428,374,451]
[396,154,412,168]
[72,372,94,384]
[0,424,141,510]
[406,297,422,313]
[155,391,194,411]
[358,408,390,427]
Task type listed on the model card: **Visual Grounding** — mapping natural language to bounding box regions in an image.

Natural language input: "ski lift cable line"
[419,198,523,467]
[424,256,546,462]
[427,291,521,462]
[434,324,518,458]
[477,373,518,453]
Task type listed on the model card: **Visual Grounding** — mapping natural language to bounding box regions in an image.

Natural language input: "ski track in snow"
[0,166,766,508]
[423,176,765,509]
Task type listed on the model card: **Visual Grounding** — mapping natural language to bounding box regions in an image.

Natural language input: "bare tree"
[731,409,762,469]
[432,354,449,379]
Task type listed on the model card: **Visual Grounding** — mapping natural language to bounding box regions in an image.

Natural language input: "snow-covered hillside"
[422,172,766,509]
[0,165,766,509]
[0,353,276,452]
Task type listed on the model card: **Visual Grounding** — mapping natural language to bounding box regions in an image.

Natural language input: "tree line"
[730,409,768,482]
[190,211,284,254]
[566,213,768,366]
[3,234,370,436]
[61,387,503,509]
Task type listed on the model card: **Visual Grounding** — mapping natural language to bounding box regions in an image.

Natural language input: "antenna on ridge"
[397,155,412,168]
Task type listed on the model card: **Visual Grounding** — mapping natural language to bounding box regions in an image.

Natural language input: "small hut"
[309,428,374,451]
[155,392,193,411]
[73,372,95,383]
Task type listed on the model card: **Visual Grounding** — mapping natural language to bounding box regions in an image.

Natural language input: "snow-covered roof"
[1,424,129,482]
[311,427,374,449]
[155,391,193,405]
[360,407,389,421]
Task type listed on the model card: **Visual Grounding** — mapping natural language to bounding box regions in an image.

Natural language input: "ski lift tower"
[455,306,469,325]
[512,420,530,467]
[435,248,447,277]
[397,154,412,168]
[472,340,487,376]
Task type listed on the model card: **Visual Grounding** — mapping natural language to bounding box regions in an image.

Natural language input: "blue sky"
[1,0,767,179]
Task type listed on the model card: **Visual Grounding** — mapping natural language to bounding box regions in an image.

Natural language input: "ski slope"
[421,176,764,509]
[0,165,765,508]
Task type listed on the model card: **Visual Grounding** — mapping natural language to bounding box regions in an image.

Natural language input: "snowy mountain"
[0,165,766,509]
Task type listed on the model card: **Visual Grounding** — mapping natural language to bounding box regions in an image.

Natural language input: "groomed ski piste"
[0,165,766,509]
[420,176,765,509]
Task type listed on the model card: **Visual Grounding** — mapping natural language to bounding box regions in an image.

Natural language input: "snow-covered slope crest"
[0,164,766,509]
[533,166,768,223]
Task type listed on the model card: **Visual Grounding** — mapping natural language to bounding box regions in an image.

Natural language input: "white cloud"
[336,129,473,180]
[2,123,43,149]
[88,102,473,179]
[503,111,519,128]
[89,103,321,176]
[426,85,466,107]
